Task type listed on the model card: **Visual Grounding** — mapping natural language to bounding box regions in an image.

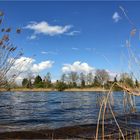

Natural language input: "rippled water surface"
[0,91,140,132]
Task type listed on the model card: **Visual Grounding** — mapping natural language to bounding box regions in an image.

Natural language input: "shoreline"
[0,112,138,139]
[0,88,109,92]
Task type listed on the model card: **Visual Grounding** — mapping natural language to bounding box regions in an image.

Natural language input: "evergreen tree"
[93,76,101,87]
[113,75,118,83]
[34,75,43,88]
[135,79,139,87]
[27,79,32,88]
[22,78,29,88]
[81,80,85,88]
[80,73,85,88]
[45,72,52,88]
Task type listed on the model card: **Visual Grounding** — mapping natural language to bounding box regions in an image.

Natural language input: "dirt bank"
[0,88,108,92]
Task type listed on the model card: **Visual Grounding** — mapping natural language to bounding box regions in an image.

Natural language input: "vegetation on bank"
[5,70,138,91]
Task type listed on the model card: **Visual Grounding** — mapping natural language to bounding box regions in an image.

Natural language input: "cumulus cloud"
[25,21,72,36]
[62,61,95,73]
[9,57,54,84]
[112,12,121,23]
[62,61,119,81]
[32,61,53,73]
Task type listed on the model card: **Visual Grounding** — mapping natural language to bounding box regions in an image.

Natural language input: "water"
[0,91,139,132]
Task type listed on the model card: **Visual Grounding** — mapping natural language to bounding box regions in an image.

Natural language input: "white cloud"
[41,51,48,54]
[66,30,80,36]
[8,57,54,84]
[112,12,121,23]
[28,34,37,40]
[62,61,95,73]
[62,61,119,81]
[41,51,57,55]
[25,21,72,36]
[32,61,53,73]
[10,57,35,72]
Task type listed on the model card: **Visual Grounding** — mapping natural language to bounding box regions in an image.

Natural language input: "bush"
[55,81,67,91]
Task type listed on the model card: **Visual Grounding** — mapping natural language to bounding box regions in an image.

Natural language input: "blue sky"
[1,1,140,80]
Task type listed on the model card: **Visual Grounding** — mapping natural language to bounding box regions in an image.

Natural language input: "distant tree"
[22,78,33,88]
[45,72,52,88]
[119,73,134,88]
[126,77,134,88]
[113,75,118,83]
[86,72,93,86]
[34,75,42,84]
[135,79,139,88]
[81,80,85,88]
[119,73,127,83]
[34,75,44,88]
[95,69,110,86]
[22,78,29,88]
[55,80,67,91]
[61,73,67,83]
[104,81,113,89]
[26,72,34,88]
[67,82,73,88]
[68,72,79,87]
[46,72,51,82]
[93,76,101,87]
[79,73,86,88]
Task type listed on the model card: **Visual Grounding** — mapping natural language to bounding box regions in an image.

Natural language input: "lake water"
[0,91,140,132]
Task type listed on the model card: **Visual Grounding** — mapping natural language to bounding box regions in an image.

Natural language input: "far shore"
[0,87,109,92]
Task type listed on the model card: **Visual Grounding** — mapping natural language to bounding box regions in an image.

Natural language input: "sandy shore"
[65,88,108,92]
[0,88,108,92]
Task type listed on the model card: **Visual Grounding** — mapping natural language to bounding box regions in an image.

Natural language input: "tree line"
[21,70,139,91]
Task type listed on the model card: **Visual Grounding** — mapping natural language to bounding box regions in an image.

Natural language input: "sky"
[1,1,140,81]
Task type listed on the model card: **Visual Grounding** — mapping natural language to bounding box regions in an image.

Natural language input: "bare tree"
[95,69,110,86]
[61,73,67,83]
[0,11,22,88]
[80,72,86,87]
[45,72,52,88]
[68,72,79,87]
[86,72,93,85]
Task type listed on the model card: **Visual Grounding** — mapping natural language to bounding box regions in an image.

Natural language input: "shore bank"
[0,88,108,92]
[0,113,139,139]
[0,119,138,139]
[0,124,104,139]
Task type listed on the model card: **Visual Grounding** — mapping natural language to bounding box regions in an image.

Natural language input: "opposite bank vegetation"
[2,70,139,92]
